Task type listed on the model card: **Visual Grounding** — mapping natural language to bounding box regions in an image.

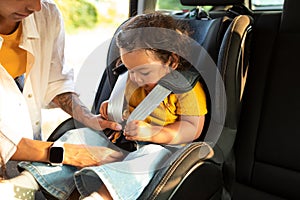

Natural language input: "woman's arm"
[11,138,124,168]
[11,138,52,163]
[124,115,205,145]
[52,92,121,131]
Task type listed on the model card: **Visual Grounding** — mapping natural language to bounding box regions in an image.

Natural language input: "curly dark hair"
[116,12,192,70]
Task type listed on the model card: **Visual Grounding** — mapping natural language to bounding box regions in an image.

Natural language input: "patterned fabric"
[0,180,35,200]
[14,186,35,200]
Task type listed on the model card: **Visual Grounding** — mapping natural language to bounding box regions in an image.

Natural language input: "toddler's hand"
[124,120,155,141]
[99,100,109,120]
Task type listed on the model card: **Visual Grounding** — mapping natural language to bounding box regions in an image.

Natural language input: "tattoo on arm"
[52,92,92,122]
[52,92,73,115]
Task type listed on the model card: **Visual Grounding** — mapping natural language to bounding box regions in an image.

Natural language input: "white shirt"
[0,0,74,164]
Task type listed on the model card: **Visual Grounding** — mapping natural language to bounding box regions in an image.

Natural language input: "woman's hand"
[64,144,124,168]
[82,100,122,132]
[12,138,124,169]
[52,93,121,132]
[86,114,122,132]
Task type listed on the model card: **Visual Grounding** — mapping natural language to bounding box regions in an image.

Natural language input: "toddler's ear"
[167,53,180,70]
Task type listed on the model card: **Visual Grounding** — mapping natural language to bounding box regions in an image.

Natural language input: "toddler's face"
[120,49,171,92]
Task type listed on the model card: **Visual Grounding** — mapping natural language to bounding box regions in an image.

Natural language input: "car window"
[251,0,284,10]
[155,0,284,12]
[155,0,192,11]
[155,0,212,13]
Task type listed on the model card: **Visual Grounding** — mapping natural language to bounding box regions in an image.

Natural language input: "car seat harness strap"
[107,69,200,124]
[105,69,199,151]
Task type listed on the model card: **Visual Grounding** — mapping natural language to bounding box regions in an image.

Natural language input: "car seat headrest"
[158,70,201,94]
[280,0,300,33]
[180,0,244,6]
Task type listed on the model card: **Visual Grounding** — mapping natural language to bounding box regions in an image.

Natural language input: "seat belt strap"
[107,72,171,124]
[127,84,171,123]
[107,72,128,123]
[127,70,200,122]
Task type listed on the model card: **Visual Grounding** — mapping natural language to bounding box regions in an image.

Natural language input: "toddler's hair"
[116,12,193,70]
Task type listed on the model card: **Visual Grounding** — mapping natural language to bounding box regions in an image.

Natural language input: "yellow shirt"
[125,80,207,126]
[0,23,27,79]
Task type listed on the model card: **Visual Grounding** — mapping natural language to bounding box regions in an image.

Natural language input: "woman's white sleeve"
[0,131,17,167]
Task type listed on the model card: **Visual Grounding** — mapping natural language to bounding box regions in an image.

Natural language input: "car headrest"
[281,0,300,33]
[180,0,244,6]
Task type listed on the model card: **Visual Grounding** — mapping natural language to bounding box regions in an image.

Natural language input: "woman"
[0,0,123,198]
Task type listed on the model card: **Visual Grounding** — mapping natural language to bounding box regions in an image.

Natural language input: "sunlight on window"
[252,0,284,10]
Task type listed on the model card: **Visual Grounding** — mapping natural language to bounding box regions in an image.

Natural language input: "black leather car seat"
[229,0,300,199]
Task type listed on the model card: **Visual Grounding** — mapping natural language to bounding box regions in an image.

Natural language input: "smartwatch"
[49,141,65,166]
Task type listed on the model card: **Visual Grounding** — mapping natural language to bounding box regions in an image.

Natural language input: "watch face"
[49,147,64,163]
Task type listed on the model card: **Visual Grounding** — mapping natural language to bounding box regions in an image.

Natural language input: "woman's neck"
[0,20,20,35]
